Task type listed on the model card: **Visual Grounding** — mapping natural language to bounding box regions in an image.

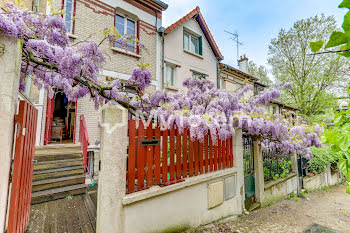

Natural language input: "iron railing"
[262,140,292,182]
[243,134,254,176]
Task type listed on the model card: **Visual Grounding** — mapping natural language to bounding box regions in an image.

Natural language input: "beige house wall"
[164,18,218,91]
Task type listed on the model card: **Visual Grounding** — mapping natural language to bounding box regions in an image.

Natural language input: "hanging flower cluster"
[0,3,322,158]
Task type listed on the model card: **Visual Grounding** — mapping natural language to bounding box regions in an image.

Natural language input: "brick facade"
[36,0,164,145]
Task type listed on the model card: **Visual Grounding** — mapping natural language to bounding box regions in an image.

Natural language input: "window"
[184,31,202,55]
[33,0,40,14]
[192,71,206,79]
[273,107,276,114]
[115,14,136,52]
[165,64,175,87]
[63,0,75,34]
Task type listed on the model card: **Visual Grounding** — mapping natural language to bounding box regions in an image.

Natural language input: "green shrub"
[308,146,339,174]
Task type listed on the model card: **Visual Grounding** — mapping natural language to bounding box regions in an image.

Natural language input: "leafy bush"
[308,146,339,174]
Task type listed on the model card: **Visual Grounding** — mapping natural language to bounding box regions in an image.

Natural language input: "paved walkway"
[189,184,350,233]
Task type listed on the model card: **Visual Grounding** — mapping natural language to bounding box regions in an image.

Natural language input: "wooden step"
[33,167,84,182]
[34,159,83,171]
[31,184,87,205]
[34,152,81,162]
[32,175,85,192]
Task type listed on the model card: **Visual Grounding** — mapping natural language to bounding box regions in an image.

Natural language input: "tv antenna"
[224,30,244,65]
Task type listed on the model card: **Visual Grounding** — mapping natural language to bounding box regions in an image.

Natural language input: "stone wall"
[303,169,342,192]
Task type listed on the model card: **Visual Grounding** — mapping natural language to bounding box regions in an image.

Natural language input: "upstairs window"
[184,31,202,56]
[115,14,136,52]
[192,71,206,79]
[165,64,175,87]
[33,0,40,14]
[63,0,75,34]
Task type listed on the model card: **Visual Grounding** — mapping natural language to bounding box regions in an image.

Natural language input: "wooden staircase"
[31,144,87,204]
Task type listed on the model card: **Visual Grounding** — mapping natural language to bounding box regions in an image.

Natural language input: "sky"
[161,0,347,69]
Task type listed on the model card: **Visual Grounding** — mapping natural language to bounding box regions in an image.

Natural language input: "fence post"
[96,105,128,233]
[253,136,264,203]
[232,128,244,211]
[290,152,297,173]
[0,34,22,233]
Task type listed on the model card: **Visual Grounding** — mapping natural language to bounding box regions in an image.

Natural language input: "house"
[21,0,168,146]
[161,6,223,91]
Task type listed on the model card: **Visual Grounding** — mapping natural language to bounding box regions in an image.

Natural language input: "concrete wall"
[123,169,241,233]
[97,106,244,232]
[303,169,342,191]
[262,174,298,206]
[164,18,218,91]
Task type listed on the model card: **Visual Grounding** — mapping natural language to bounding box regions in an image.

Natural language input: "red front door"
[43,96,54,145]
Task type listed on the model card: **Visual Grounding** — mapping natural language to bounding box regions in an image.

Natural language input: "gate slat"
[230,138,234,167]
[137,120,145,189]
[226,138,230,167]
[214,142,218,171]
[204,135,208,173]
[199,141,203,174]
[169,128,175,181]
[176,129,181,180]
[162,129,168,183]
[194,140,199,175]
[146,123,154,186]
[182,129,188,178]
[154,126,161,184]
[128,120,136,192]
[218,141,221,170]
[209,135,213,172]
[188,135,193,177]
[222,140,226,169]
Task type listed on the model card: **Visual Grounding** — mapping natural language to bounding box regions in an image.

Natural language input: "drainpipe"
[158,27,165,89]
[217,59,226,89]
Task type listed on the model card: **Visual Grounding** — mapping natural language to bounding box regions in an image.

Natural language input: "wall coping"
[264,173,296,191]
[123,167,238,205]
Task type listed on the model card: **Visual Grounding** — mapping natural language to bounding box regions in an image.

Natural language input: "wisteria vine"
[0,2,322,158]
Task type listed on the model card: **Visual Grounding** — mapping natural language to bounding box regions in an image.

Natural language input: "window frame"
[115,13,138,53]
[62,0,76,34]
[183,30,202,56]
[192,71,206,80]
[165,63,176,87]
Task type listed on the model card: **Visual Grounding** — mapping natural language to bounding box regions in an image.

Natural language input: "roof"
[148,0,168,10]
[165,6,223,59]
[271,100,300,111]
[219,63,258,81]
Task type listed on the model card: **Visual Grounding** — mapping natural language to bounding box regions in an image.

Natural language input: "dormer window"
[184,30,202,56]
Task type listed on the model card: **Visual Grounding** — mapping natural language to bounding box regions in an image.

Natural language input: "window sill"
[111,47,141,59]
[184,49,203,59]
[165,86,179,92]
[67,33,78,39]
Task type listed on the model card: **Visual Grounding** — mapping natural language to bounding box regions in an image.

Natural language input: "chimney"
[238,54,248,74]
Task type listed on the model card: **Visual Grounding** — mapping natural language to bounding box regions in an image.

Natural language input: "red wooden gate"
[7,100,38,233]
[126,120,234,193]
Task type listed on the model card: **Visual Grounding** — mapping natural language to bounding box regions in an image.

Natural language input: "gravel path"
[188,184,350,233]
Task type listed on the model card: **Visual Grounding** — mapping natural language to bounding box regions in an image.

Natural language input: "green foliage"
[325,31,347,49]
[339,0,350,9]
[247,61,272,85]
[269,14,349,116]
[308,146,339,174]
[264,158,291,181]
[310,40,324,52]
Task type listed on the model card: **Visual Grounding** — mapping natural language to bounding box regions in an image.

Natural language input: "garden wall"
[123,168,242,233]
[262,173,297,206]
[303,169,342,191]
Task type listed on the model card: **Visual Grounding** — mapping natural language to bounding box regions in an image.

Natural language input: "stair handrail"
[79,115,90,177]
